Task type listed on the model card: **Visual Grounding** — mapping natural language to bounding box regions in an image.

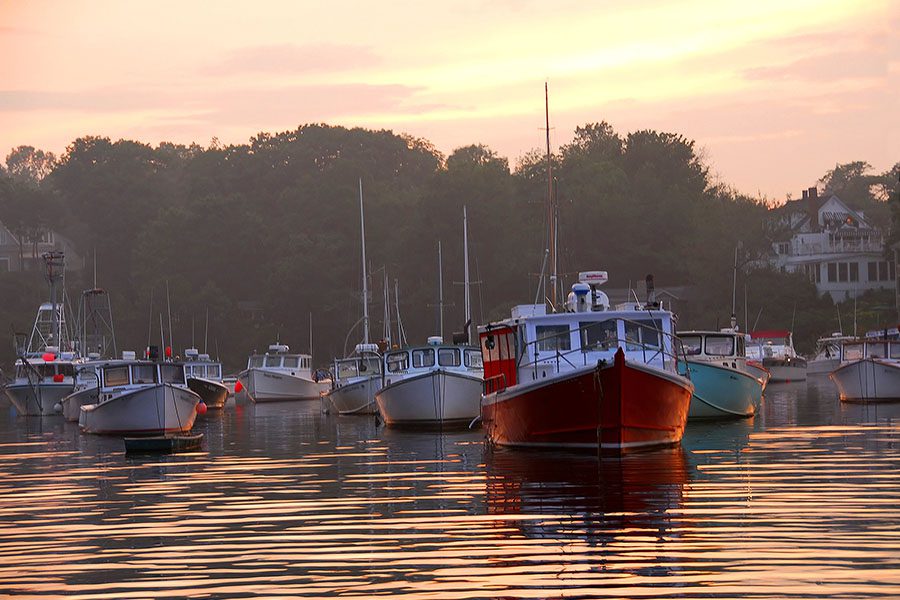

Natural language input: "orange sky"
[0,0,897,199]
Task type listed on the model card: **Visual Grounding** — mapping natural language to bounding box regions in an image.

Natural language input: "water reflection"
[0,381,898,597]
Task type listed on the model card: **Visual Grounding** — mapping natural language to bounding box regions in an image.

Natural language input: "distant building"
[0,222,83,273]
[767,187,892,302]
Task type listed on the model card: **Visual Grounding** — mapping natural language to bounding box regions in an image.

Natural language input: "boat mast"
[544,82,557,309]
[43,251,65,350]
[463,206,471,344]
[383,270,391,347]
[437,241,445,338]
[359,178,370,345]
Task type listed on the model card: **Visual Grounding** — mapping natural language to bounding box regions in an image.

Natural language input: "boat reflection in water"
[485,445,690,535]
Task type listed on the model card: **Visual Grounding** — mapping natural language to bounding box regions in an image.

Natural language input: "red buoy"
[196,402,208,415]
[42,352,56,362]
[165,346,173,358]
[234,380,243,393]
[52,374,64,383]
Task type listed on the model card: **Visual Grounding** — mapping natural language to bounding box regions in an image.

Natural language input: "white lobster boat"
[79,361,202,435]
[5,349,78,417]
[375,338,484,426]
[829,336,900,402]
[239,343,329,402]
[325,344,383,415]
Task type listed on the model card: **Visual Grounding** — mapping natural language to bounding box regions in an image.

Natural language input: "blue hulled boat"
[677,329,763,419]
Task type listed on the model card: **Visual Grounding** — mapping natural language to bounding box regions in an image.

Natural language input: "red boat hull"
[482,349,693,453]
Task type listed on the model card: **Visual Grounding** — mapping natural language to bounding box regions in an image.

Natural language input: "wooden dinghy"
[124,433,203,454]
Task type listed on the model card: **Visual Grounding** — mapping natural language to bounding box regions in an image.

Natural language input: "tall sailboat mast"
[463,206,471,344]
[545,82,557,310]
[359,178,370,345]
[437,241,445,339]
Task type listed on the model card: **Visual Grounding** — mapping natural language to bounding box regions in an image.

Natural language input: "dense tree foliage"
[1,123,897,369]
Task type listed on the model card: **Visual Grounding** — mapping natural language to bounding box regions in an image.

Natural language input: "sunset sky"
[0,0,896,199]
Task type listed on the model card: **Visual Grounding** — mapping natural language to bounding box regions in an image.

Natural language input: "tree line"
[1,123,897,371]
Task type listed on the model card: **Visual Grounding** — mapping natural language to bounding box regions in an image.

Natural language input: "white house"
[0,221,82,273]
[769,187,892,302]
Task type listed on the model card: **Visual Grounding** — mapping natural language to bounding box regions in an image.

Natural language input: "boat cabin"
[678,330,747,363]
[747,330,797,360]
[98,361,187,391]
[383,337,483,381]
[247,344,314,376]
[479,302,679,395]
[840,339,900,362]
[14,360,77,381]
[182,348,223,381]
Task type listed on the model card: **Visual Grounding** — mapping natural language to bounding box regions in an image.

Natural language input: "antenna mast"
[545,82,557,310]
[463,206,471,344]
[438,241,445,338]
[359,178,370,345]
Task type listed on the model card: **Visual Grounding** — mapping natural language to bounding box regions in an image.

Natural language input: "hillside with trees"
[1,123,897,370]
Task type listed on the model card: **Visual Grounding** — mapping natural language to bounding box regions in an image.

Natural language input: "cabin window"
[680,335,702,356]
[580,320,618,351]
[132,365,157,384]
[438,348,461,367]
[386,352,409,373]
[625,319,662,351]
[57,363,75,377]
[705,335,735,357]
[843,344,864,361]
[536,325,571,352]
[361,357,381,374]
[104,366,130,387]
[866,343,887,359]
[284,356,299,368]
[465,349,483,369]
[412,348,435,368]
[890,343,900,360]
[250,356,264,368]
[337,360,358,379]
[159,364,183,384]
[207,365,221,379]
[265,356,282,368]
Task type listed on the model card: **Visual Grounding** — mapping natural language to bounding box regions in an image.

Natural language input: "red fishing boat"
[479,272,693,453]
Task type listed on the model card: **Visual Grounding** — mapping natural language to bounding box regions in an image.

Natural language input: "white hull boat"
[61,386,99,422]
[763,359,808,383]
[245,368,327,402]
[326,376,381,415]
[80,383,200,435]
[830,359,900,402]
[376,369,482,426]
[5,381,72,416]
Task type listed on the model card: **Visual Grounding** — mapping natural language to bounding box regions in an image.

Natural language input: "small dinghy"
[124,433,203,454]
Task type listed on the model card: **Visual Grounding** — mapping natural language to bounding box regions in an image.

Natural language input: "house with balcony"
[768,187,892,302]
[0,221,82,273]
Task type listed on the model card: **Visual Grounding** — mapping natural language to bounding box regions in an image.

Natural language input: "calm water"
[1,378,899,598]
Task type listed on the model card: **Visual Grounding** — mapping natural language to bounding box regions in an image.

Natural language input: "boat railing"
[516,317,688,378]
[483,373,507,395]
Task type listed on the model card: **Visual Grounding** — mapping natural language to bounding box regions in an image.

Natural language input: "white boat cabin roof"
[97,360,188,389]
[247,343,313,370]
[384,340,483,374]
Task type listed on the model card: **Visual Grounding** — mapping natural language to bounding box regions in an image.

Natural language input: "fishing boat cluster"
[4,225,894,456]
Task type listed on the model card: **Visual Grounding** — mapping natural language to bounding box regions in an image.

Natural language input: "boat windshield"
[438,348,461,367]
[843,343,865,361]
[207,364,221,379]
[249,355,264,368]
[705,335,735,357]
[160,364,185,384]
[464,349,483,369]
[104,366,130,387]
[680,335,702,356]
[264,355,282,368]
[580,320,618,352]
[412,348,435,368]
[386,351,409,373]
[625,319,663,351]
[132,365,157,384]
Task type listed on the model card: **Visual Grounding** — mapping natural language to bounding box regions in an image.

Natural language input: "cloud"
[744,49,889,83]
[202,43,381,76]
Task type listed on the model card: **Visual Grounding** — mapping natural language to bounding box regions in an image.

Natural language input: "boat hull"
[830,359,900,402]
[187,377,228,409]
[763,358,807,382]
[245,368,328,402]
[4,382,73,416]
[326,376,381,415]
[482,350,693,453]
[61,386,99,422]
[79,384,199,435]
[745,361,770,391]
[682,360,760,419]
[376,370,482,426]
